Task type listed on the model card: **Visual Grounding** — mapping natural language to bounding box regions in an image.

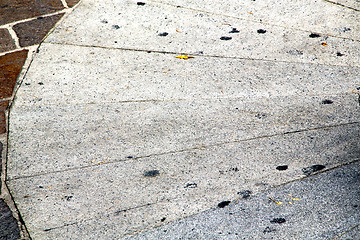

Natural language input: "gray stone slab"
[15,43,360,106]
[0,199,21,240]
[125,161,360,240]
[154,0,360,40]
[6,123,360,239]
[44,0,360,67]
[8,94,360,179]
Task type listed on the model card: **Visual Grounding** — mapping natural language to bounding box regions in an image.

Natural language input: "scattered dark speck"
[39,186,43,188]
[309,33,320,38]
[184,183,198,188]
[112,25,120,29]
[126,156,134,159]
[342,27,351,32]
[25,83,30,85]
[264,226,277,233]
[270,218,286,224]
[177,5,181,8]
[137,2,146,5]
[114,41,117,43]
[160,217,166,222]
[257,29,266,34]
[255,113,266,119]
[218,201,231,208]
[231,167,239,172]
[237,190,252,199]
[336,52,344,56]
[101,20,108,24]
[64,196,73,201]
[276,165,288,171]
[158,32,168,36]
[321,99,333,104]
[220,36,232,40]
[288,49,303,56]
[38,82,44,85]
[229,28,240,33]
[302,164,326,175]
[37,16,44,20]
[144,170,160,177]
[353,205,358,208]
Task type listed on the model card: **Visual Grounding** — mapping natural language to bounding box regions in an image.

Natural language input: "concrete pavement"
[4,0,360,239]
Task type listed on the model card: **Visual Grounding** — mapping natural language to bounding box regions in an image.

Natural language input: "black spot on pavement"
[38,82,44,85]
[237,190,252,199]
[342,27,351,32]
[144,170,160,177]
[112,25,120,29]
[220,36,232,40]
[263,226,277,233]
[25,83,30,85]
[309,33,320,38]
[257,29,266,34]
[302,164,326,175]
[64,196,73,201]
[336,52,344,56]
[39,186,43,188]
[184,183,198,188]
[126,156,134,159]
[321,99,333,104]
[276,165,288,171]
[161,217,166,222]
[137,2,146,5]
[101,20,108,24]
[158,32,168,36]
[218,201,231,208]
[229,28,240,33]
[270,218,286,224]
[255,113,266,119]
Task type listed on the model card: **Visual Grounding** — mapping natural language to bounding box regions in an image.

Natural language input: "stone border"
[0,1,81,238]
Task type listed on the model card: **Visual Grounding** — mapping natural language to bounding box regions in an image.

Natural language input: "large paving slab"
[13,43,360,106]
[6,0,360,239]
[45,0,360,67]
[7,123,360,239]
[125,160,360,240]
[154,0,360,40]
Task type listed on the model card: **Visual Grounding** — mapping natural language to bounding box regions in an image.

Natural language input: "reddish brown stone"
[0,50,28,99]
[66,0,80,7]
[0,29,16,53]
[0,0,64,25]
[0,111,6,134]
[13,13,64,47]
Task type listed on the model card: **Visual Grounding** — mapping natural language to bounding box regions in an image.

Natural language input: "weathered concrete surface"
[6,0,360,239]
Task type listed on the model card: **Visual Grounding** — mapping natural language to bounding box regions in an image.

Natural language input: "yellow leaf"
[176,55,194,60]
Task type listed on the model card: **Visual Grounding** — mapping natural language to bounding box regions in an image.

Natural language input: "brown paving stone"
[13,13,64,47]
[0,50,28,99]
[0,29,16,53]
[66,0,80,7]
[0,0,64,25]
[0,101,9,134]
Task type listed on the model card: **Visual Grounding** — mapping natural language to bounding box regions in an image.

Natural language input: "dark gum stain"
[309,33,320,38]
[220,36,232,40]
[257,29,266,34]
[160,217,166,222]
[276,165,288,171]
[302,164,326,175]
[137,2,145,5]
[158,32,168,36]
[218,201,231,208]
[184,183,197,188]
[144,170,160,177]
[336,52,344,56]
[321,99,333,104]
[237,190,252,199]
[270,218,286,224]
[229,28,240,33]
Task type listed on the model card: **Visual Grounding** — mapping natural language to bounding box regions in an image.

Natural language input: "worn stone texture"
[0,0,64,25]
[125,161,360,240]
[0,50,28,99]
[13,14,64,47]
[0,199,21,240]
[0,29,16,53]
[45,0,360,67]
[0,101,9,134]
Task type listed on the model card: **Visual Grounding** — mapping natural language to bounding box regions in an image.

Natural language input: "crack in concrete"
[6,121,360,181]
[43,42,360,69]
[149,0,360,42]
[323,0,360,11]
